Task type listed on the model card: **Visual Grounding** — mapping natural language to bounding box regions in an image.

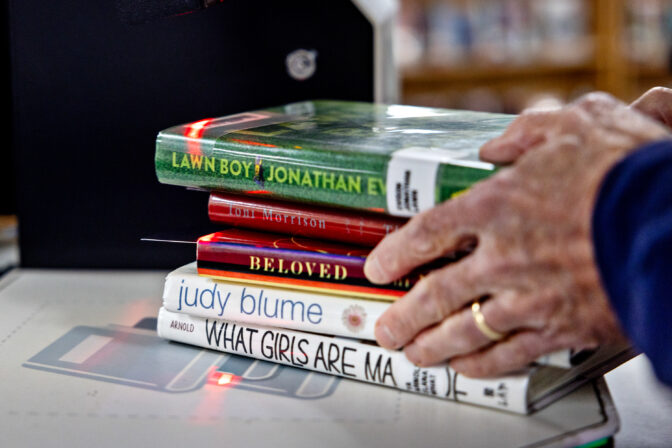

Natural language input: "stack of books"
[153,100,633,414]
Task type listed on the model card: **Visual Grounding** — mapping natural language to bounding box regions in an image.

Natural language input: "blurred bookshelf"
[397,0,672,113]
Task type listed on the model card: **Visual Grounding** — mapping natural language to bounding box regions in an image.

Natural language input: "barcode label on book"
[386,147,439,217]
[386,147,494,217]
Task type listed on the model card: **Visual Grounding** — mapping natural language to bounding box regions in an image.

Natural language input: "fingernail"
[364,255,386,284]
[404,343,422,365]
[375,323,398,349]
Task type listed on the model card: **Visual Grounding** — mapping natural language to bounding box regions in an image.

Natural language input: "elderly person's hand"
[480,87,672,164]
[364,90,671,378]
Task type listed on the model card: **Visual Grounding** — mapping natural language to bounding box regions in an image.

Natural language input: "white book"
[157,306,532,413]
[163,263,596,369]
[157,307,635,414]
[163,262,389,339]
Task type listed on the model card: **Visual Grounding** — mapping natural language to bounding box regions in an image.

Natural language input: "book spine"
[208,192,408,246]
[157,307,530,413]
[197,239,417,300]
[155,135,392,212]
[155,136,493,215]
[163,270,390,340]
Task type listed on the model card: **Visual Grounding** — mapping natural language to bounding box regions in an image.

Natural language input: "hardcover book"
[209,192,408,246]
[155,100,514,216]
[196,228,441,300]
[163,262,610,370]
[157,307,636,414]
[164,262,389,339]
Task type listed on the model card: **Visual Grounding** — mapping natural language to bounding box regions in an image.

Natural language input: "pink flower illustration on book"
[342,305,367,333]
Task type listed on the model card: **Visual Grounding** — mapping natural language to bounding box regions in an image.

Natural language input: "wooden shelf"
[630,64,672,79]
[402,61,596,84]
[399,0,672,107]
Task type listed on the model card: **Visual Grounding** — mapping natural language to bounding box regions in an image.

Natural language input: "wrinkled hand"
[480,87,672,164]
[364,92,670,377]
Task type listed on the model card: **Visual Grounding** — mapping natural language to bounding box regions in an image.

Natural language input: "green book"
[155,100,514,216]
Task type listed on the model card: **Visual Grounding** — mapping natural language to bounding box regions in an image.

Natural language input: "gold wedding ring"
[471,300,505,341]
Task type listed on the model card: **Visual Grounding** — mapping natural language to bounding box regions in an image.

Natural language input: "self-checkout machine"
[4,1,621,446]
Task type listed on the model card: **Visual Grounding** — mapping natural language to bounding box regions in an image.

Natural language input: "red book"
[196,228,424,301]
[208,192,408,247]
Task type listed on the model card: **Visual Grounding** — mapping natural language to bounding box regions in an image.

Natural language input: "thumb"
[630,87,672,129]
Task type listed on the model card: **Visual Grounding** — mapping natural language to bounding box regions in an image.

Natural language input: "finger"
[364,196,479,285]
[403,291,549,366]
[570,91,669,141]
[575,102,669,148]
[479,109,561,164]
[571,91,643,134]
[449,331,558,378]
[630,86,672,128]
[374,257,488,349]
[571,91,624,112]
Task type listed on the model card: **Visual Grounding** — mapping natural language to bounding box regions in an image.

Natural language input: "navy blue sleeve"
[592,139,672,386]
